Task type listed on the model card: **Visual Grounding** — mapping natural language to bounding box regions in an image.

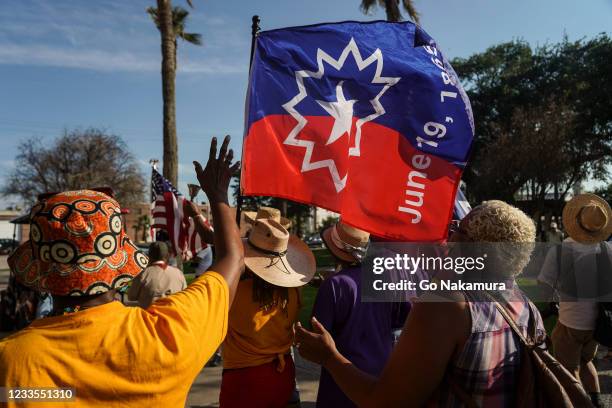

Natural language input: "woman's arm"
[185,200,215,244]
[193,136,244,306]
[127,274,142,301]
[296,297,470,407]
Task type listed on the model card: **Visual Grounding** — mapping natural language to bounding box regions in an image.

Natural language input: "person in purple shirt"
[312,220,409,408]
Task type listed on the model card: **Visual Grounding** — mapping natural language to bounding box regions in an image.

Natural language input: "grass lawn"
[312,247,335,267]
[185,273,196,285]
[299,285,319,326]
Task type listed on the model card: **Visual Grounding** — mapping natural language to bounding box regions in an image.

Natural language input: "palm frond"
[179,32,202,45]
[172,6,190,25]
[146,6,160,29]
[148,4,202,46]
[359,0,378,14]
[402,0,420,23]
[359,0,420,23]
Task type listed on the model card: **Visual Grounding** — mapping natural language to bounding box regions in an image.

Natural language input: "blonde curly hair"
[462,200,536,243]
[461,200,536,277]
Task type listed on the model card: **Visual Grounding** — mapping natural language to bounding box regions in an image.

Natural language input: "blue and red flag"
[242,21,474,241]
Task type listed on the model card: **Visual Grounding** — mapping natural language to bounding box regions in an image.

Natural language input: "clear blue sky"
[1,0,611,208]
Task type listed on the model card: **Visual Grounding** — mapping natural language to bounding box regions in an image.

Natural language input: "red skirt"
[219,356,296,408]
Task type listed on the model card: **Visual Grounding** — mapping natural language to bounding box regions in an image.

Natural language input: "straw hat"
[245,207,292,229]
[321,220,370,263]
[562,193,612,243]
[8,190,147,296]
[243,219,315,287]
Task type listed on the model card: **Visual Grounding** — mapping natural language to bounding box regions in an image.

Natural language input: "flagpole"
[235,14,261,226]
[149,159,159,242]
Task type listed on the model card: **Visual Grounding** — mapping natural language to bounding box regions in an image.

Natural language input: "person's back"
[219,217,315,408]
[0,136,245,408]
[295,200,555,407]
[435,288,545,407]
[223,276,300,370]
[556,238,606,329]
[128,262,187,308]
[313,266,408,408]
[546,194,612,407]
[0,273,227,407]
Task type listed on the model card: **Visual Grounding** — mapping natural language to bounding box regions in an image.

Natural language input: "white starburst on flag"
[282,38,400,192]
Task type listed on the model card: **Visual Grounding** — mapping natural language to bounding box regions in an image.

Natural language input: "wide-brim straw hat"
[8,190,148,296]
[243,218,315,287]
[563,193,612,243]
[244,207,292,229]
[321,220,370,263]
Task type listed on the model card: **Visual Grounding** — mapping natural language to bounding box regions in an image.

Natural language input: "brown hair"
[246,270,291,313]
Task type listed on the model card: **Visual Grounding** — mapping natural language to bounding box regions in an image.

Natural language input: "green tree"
[360,0,419,23]
[147,1,202,187]
[452,36,612,211]
[594,183,612,203]
[320,215,340,230]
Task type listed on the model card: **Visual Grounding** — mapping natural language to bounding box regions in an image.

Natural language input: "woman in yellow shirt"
[1,136,245,408]
[220,217,315,408]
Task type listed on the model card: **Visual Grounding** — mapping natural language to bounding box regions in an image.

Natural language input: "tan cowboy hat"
[321,220,370,263]
[244,207,292,229]
[562,193,612,243]
[240,211,257,238]
[244,218,315,287]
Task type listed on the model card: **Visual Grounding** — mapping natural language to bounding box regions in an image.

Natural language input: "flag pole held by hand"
[235,15,261,226]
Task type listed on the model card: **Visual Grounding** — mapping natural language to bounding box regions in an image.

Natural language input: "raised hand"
[193,135,240,205]
[184,200,201,218]
[192,135,244,305]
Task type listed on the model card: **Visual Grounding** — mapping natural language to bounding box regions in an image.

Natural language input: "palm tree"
[147,1,202,186]
[360,0,420,23]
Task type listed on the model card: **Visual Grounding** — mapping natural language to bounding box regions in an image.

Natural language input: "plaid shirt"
[435,287,546,407]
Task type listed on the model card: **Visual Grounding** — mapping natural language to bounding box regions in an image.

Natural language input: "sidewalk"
[595,352,612,407]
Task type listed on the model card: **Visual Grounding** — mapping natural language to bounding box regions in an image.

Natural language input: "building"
[122,202,211,244]
[1,210,27,243]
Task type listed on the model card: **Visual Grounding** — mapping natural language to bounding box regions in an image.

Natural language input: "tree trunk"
[157,0,178,186]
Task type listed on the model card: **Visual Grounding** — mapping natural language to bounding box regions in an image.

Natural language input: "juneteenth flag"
[241,21,474,241]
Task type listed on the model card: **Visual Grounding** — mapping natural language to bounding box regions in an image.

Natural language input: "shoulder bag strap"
[484,292,536,346]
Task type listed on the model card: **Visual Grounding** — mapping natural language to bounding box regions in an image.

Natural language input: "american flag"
[151,168,209,260]
[454,188,472,220]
